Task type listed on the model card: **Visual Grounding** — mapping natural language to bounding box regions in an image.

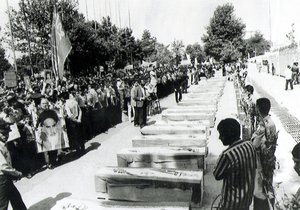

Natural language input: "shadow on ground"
[28,192,72,210]
[85,142,101,153]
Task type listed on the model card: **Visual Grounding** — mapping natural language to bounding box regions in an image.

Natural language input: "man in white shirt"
[285,65,293,90]
[63,92,84,155]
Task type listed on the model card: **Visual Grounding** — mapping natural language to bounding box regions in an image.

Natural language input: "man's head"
[40,98,49,110]
[292,143,300,176]
[38,110,59,137]
[217,118,241,146]
[244,85,254,95]
[256,98,271,117]
[0,118,11,143]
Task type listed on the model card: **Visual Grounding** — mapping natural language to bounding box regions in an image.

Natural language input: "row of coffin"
[51,77,226,210]
[94,77,227,209]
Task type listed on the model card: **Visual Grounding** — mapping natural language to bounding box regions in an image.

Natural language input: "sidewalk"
[246,63,300,202]
[247,63,300,121]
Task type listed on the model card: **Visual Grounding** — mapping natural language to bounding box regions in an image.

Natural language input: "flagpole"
[52,5,59,80]
[118,0,121,28]
[85,0,89,21]
[93,0,97,30]
[6,0,18,72]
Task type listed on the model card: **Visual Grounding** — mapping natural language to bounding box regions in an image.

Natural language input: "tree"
[171,40,185,66]
[245,31,271,57]
[186,43,205,65]
[0,46,12,77]
[202,3,246,63]
[139,30,157,61]
[7,0,85,71]
[148,43,173,67]
[286,23,297,47]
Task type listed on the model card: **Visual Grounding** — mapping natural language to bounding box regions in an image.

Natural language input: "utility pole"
[85,0,89,21]
[127,0,131,28]
[118,0,121,28]
[93,0,96,30]
[269,0,272,46]
[6,0,18,72]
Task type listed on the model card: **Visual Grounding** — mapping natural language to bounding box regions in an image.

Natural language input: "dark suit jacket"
[131,85,144,108]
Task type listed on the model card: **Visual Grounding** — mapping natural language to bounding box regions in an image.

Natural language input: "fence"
[250,46,300,76]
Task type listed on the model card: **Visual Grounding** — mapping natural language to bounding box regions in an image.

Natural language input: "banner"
[7,123,21,142]
[4,71,17,88]
[51,7,72,80]
[194,58,198,68]
[35,111,69,153]
[23,75,32,90]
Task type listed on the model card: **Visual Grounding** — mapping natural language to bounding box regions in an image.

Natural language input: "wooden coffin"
[188,86,224,93]
[95,167,203,206]
[190,82,225,87]
[51,198,191,210]
[183,92,221,99]
[171,105,217,112]
[163,108,216,114]
[140,125,209,138]
[181,97,219,102]
[117,147,206,170]
[177,100,218,106]
[132,134,208,155]
[161,113,215,127]
[155,119,211,128]
[182,95,220,102]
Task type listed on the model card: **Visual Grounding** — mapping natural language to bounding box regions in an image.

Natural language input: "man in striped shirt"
[214,118,257,210]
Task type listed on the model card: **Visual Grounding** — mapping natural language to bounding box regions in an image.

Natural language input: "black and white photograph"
[0,0,300,209]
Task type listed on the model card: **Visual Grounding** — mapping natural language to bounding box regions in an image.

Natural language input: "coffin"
[140,125,209,138]
[161,113,215,127]
[51,198,191,210]
[155,119,211,128]
[117,147,206,170]
[171,105,217,112]
[132,135,207,155]
[177,100,218,106]
[182,93,221,99]
[188,87,224,93]
[95,167,203,206]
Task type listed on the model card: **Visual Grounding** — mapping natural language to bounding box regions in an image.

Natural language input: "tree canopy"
[186,43,205,65]
[202,3,246,63]
[0,45,12,77]
[245,31,271,57]
[3,0,216,75]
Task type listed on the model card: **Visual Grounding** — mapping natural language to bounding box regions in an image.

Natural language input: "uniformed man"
[251,97,278,209]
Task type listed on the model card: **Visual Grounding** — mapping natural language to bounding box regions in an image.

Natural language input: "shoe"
[26,173,33,179]
[47,164,54,169]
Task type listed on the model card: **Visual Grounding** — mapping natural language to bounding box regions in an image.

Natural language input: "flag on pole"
[194,57,198,68]
[51,7,72,79]
[186,53,191,63]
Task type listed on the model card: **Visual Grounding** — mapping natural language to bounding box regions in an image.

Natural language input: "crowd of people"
[3,60,300,210]
[0,64,194,209]
[0,65,191,177]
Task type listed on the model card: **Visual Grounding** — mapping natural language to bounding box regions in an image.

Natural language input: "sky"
[1,0,300,60]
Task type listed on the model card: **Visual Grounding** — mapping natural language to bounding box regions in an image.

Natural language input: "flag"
[186,53,191,63]
[51,7,72,79]
[194,58,198,68]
